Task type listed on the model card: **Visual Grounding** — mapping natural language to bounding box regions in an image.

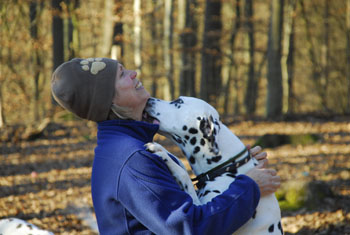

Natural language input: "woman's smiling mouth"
[135,81,143,89]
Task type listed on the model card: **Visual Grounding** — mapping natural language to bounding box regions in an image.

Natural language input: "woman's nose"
[130,71,137,79]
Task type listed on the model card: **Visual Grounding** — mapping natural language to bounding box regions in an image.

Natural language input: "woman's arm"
[117,151,260,235]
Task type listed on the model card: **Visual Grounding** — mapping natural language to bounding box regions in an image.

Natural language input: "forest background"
[1,0,350,126]
[1,1,350,234]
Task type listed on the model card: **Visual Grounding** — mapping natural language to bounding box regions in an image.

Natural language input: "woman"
[51,58,280,235]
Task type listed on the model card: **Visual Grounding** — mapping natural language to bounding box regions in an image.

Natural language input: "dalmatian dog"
[145,96,283,235]
[0,218,53,235]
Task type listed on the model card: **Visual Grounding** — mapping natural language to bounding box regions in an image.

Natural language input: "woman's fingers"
[250,145,262,156]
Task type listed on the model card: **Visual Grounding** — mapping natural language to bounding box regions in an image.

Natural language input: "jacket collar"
[97,119,159,143]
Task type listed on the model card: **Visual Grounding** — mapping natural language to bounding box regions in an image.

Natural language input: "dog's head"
[146,96,222,172]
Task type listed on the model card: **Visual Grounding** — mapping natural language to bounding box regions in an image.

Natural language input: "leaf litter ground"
[0,120,349,234]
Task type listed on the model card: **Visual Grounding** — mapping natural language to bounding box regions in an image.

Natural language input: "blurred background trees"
[1,0,350,126]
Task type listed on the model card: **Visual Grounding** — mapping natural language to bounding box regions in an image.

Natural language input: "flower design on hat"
[80,58,106,75]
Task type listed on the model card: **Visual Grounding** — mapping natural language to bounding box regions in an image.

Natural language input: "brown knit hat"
[51,57,119,122]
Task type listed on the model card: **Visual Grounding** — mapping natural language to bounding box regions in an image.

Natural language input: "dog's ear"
[199,115,219,154]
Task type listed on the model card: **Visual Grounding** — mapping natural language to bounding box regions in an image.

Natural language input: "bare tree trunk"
[0,86,4,128]
[134,0,142,75]
[321,0,330,109]
[300,0,327,111]
[224,0,241,115]
[347,0,350,113]
[69,0,80,58]
[30,1,44,121]
[200,0,222,105]
[52,0,64,111]
[164,0,175,100]
[52,0,64,71]
[286,1,296,114]
[150,0,159,97]
[244,0,257,116]
[178,0,197,97]
[282,0,297,114]
[111,2,123,61]
[266,0,284,119]
[101,0,114,57]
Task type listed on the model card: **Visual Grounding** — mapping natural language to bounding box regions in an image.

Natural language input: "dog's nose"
[146,98,156,107]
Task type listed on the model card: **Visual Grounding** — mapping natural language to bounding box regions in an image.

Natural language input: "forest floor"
[0,118,350,234]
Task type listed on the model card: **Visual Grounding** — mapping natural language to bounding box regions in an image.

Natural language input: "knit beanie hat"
[51,57,119,122]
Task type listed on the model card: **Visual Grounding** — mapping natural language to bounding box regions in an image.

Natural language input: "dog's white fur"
[145,96,283,235]
[0,218,53,235]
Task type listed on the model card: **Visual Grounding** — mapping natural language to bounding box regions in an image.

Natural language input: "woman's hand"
[246,145,280,196]
[248,145,268,168]
[246,163,281,196]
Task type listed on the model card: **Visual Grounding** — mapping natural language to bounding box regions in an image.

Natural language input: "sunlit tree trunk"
[164,0,175,100]
[101,0,114,57]
[244,0,257,116]
[347,0,350,113]
[178,0,197,97]
[134,0,142,75]
[266,0,284,119]
[200,0,222,105]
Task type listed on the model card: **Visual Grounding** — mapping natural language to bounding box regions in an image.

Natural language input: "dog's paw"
[145,142,166,153]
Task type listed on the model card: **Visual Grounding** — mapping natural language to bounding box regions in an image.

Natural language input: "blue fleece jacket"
[91,119,260,235]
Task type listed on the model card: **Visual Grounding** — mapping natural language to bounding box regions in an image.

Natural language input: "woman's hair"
[108,103,134,120]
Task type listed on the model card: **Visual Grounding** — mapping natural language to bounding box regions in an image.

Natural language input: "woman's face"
[112,63,150,120]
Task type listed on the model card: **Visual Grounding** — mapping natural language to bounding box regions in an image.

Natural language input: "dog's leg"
[145,142,201,205]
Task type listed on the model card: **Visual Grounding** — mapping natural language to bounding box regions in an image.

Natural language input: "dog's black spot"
[193,146,200,154]
[208,155,221,163]
[16,224,22,229]
[189,156,196,164]
[170,98,184,109]
[203,190,211,196]
[172,134,183,144]
[268,224,274,233]
[199,119,206,132]
[252,210,257,219]
[157,112,160,116]
[278,221,283,234]
[189,128,198,134]
[254,162,258,166]
[185,135,190,140]
[200,138,205,146]
[190,137,197,145]
[170,98,184,105]
[27,224,33,230]
[213,190,220,193]
[183,125,187,131]
[207,159,212,165]
[229,168,237,174]
[197,117,201,120]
